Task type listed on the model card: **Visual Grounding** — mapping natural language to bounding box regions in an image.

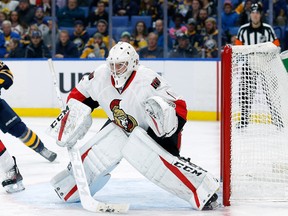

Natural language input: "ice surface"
[0,118,287,216]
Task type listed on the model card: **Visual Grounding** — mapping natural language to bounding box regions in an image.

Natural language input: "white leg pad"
[122,127,219,210]
[51,123,128,202]
[83,122,127,176]
[50,168,111,202]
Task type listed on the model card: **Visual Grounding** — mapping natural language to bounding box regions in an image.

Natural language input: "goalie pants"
[105,118,185,157]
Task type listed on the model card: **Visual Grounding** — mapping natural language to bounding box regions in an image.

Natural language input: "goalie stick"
[47,58,130,213]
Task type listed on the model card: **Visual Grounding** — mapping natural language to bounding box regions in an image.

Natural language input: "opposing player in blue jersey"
[0,61,57,193]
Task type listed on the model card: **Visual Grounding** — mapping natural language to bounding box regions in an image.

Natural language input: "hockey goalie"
[48,42,220,210]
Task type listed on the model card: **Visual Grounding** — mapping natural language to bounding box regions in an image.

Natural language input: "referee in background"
[235,2,280,46]
[234,2,283,129]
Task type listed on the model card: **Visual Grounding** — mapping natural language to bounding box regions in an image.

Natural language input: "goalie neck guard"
[106,42,139,88]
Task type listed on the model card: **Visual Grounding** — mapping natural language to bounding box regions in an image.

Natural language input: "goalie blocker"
[49,99,219,210]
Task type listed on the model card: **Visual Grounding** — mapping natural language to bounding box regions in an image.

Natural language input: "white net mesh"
[230,42,288,201]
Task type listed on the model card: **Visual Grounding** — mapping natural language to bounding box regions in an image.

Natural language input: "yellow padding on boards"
[13,108,218,121]
[232,112,272,124]
[13,108,109,118]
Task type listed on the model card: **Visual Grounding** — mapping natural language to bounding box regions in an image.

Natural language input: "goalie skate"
[202,193,220,210]
[39,147,57,162]
[1,156,25,193]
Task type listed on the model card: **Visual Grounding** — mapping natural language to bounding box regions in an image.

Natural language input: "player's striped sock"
[19,128,44,153]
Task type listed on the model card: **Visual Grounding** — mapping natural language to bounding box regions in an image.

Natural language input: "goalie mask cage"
[221,42,288,206]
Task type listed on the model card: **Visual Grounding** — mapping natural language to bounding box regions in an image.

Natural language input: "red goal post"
[221,44,232,206]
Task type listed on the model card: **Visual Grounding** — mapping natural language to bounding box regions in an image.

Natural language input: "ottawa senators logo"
[110,99,138,132]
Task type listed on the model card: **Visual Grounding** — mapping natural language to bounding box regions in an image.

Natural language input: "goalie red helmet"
[106,42,139,88]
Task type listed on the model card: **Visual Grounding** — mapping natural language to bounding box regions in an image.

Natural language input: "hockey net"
[221,42,288,206]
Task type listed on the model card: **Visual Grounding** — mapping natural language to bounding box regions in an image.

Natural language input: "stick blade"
[81,196,129,213]
[96,202,130,213]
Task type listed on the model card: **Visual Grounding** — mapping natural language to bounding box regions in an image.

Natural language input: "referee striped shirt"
[235,22,280,46]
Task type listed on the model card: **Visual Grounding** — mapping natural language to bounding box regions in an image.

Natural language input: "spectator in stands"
[80,32,108,58]
[9,10,24,35]
[202,17,219,58]
[0,31,7,57]
[119,31,131,43]
[0,11,8,28]
[16,0,36,29]
[154,1,164,19]
[87,0,108,27]
[88,0,109,11]
[154,19,173,50]
[263,0,286,26]
[2,20,21,55]
[202,0,217,17]
[0,0,19,16]
[139,0,159,22]
[237,0,252,26]
[176,0,192,18]
[38,0,53,16]
[202,38,218,58]
[56,0,66,9]
[197,8,209,35]
[55,29,79,58]
[156,0,175,18]
[57,0,86,27]
[70,20,89,53]
[31,6,49,36]
[4,38,25,58]
[24,30,51,58]
[221,0,239,43]
[21,23,39,47]
[113,0,139,17]
[168,0,178,17]
[139,32,163,58]
[131,20,148,52]
[184,0,202,22]
[94,19,115,49]
[186,18,202,53]
[169,32,199,58]
[168,13,187,47]
[43,19,60,51]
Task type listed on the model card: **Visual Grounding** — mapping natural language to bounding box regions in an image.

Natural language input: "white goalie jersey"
[49,42,219,211]
[69,64,187,135]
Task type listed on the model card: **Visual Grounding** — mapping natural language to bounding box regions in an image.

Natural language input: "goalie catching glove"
[47,98,92,147]
[144,96,178,137]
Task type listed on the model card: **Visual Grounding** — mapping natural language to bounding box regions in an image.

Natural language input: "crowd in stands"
[0,0,286,59]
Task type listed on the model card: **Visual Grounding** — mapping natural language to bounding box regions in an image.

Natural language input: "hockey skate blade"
[4,181,25,194]
[81,196,130,213]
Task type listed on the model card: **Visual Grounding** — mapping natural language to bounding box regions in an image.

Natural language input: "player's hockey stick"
[47,58,130,213]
